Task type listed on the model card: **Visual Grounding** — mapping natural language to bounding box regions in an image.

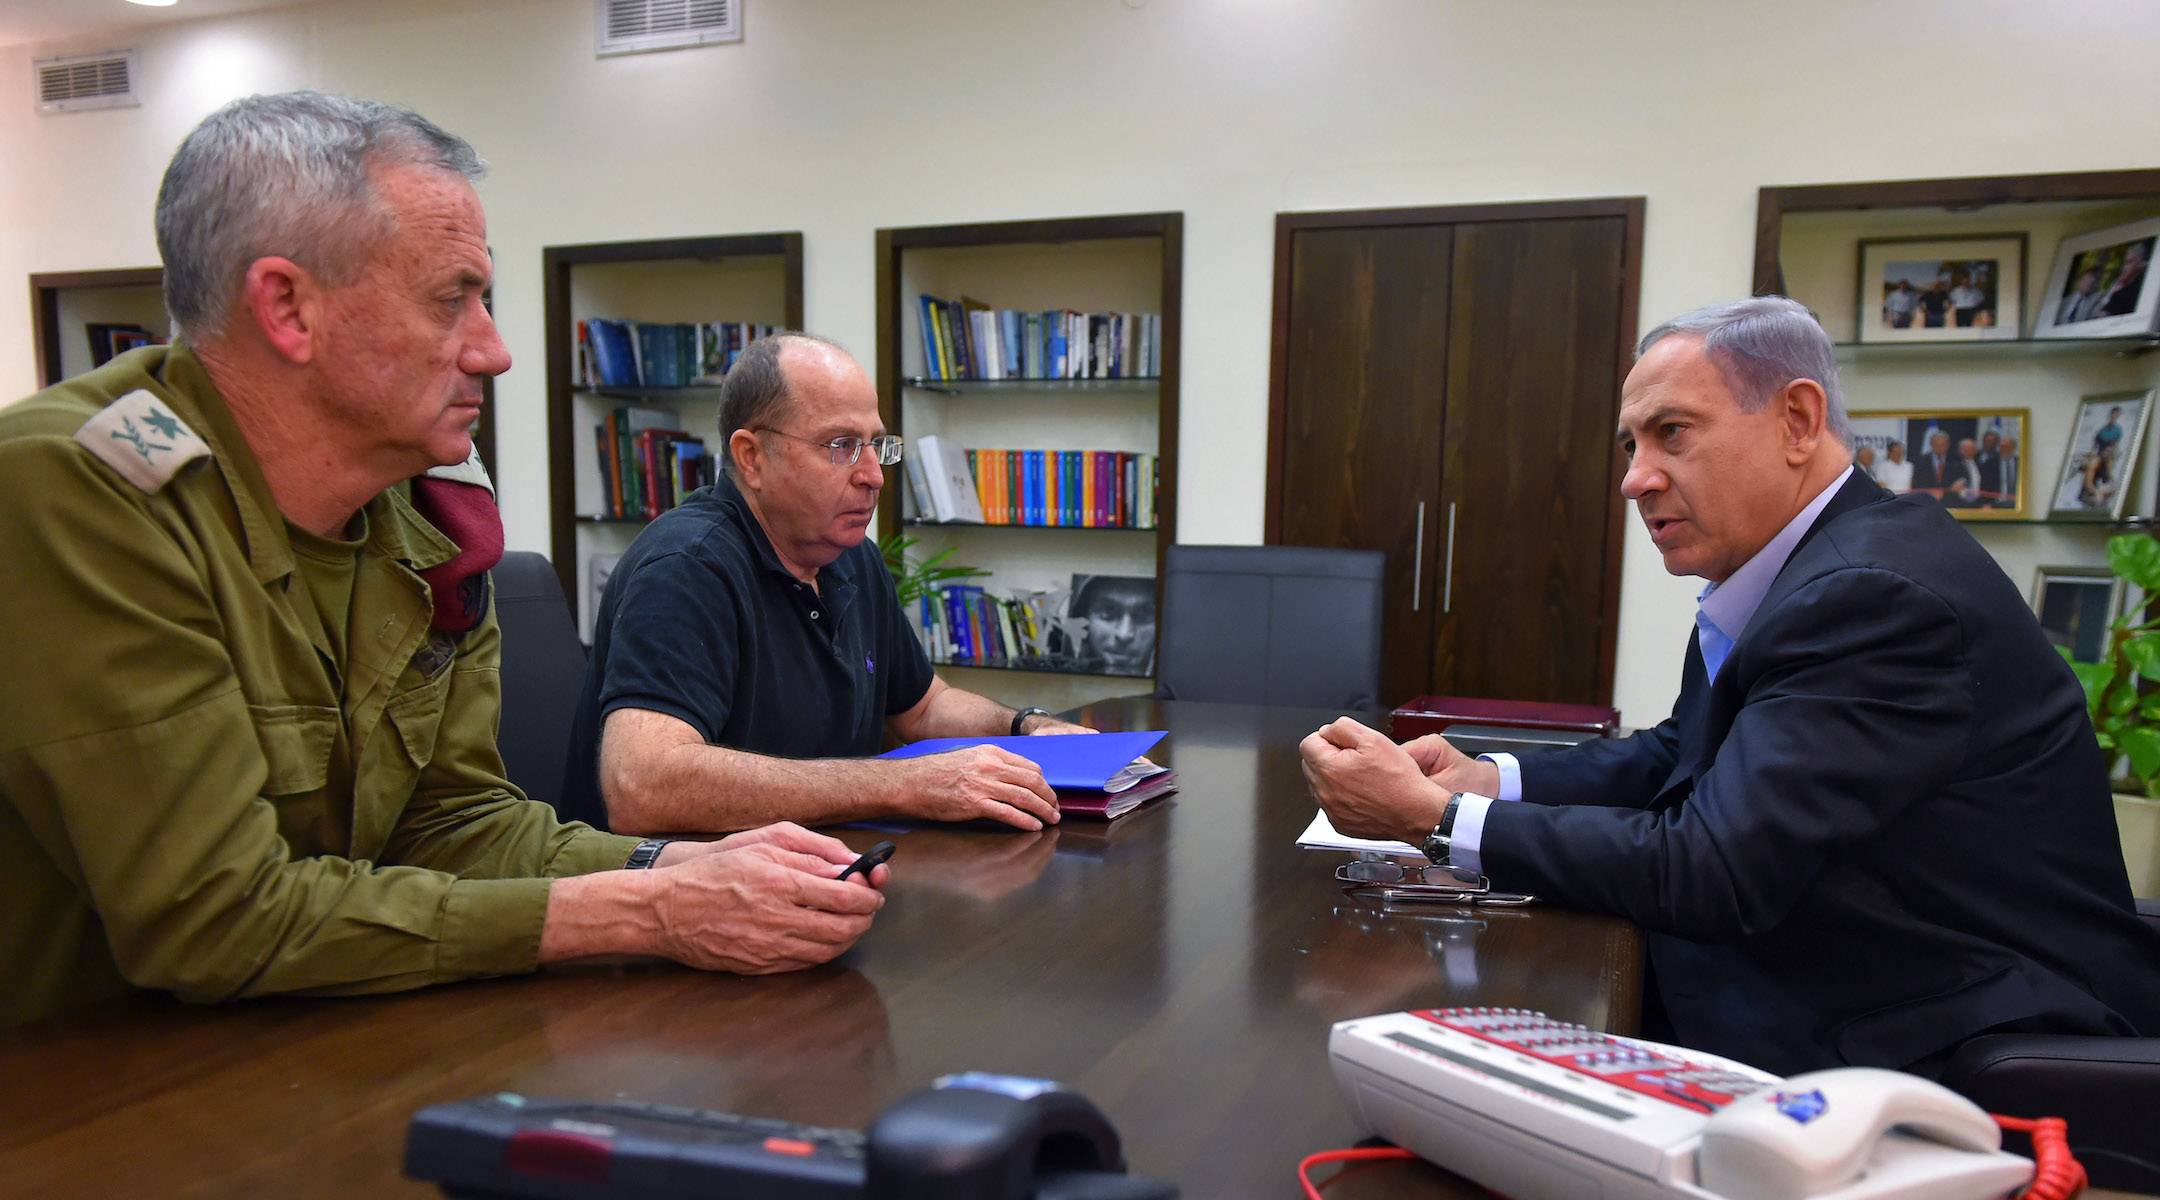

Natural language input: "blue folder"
[878,730,1165,790]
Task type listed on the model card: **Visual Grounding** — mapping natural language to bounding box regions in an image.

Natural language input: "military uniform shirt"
[0,343,641,1027]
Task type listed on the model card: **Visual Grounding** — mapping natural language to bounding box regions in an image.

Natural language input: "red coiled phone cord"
[1996,1113,2087,1200]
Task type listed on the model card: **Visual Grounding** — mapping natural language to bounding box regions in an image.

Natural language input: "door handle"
[1412,501,1426,613]
[1443,501,1457,615]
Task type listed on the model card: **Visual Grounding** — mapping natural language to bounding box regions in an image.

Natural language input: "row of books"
[917,585,1056,668]
[576,319,780,389]
[916,294,1161,382]
[592,405,719,520]
[902,434,1157,528]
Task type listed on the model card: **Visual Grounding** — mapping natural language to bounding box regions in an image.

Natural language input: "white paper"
[1296,810,1420,857]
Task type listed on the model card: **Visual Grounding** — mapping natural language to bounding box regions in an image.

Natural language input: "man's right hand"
[891,745,1060,830]
[1400,733,1502,797]
[649,837,886,974]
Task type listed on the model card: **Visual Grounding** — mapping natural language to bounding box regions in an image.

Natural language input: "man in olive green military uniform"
[0,91,888,1029]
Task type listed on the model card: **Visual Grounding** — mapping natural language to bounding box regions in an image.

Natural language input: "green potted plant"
[877,532,988,607]
[2060,533,2160,896]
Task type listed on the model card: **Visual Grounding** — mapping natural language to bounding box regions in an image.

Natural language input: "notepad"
[880,730,1176,820]
[1296,810,1420,857]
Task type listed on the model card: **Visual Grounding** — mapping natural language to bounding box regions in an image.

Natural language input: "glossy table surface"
[0,697,1642,1199]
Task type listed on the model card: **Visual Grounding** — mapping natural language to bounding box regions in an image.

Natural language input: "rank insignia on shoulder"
[75,390,211,493]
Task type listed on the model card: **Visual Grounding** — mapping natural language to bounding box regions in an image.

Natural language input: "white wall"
[5,0,2159,725]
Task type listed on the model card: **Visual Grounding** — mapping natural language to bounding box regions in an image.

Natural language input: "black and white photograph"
[1847,409,2028,518]
[2035,216,2160,337]
[1856,235,2024,343]
[2033,566,2124,664]
[2049,390,2153,520]
[1066,573,1157,676]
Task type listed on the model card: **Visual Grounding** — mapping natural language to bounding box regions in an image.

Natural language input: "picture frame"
[1856,234,2025,343]
[1847,409,2029,519]
[2048,390,2154,521]
[2032,566,2124,664]
[2033,216,2160,338]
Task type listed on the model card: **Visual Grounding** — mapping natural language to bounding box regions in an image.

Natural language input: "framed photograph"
[1847,408,2029,519]
[2033,566,2124,664]
[1065,573,1156,676]
[2049,390,2154,521]
[1856,235,2025,343]
[2034,216,2160,338]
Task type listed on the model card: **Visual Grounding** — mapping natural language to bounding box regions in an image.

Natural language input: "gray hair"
[717,332,846,480]
[155,90,485,340]
[1637,296,1852,448]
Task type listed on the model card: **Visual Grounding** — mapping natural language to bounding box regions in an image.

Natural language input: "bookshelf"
[543,234,804,639]
[1756,171,2160,610]
[875,213,1181,708]
[32,266,498,473]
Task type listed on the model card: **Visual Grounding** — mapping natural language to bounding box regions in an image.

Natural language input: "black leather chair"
[1152,544,1385,709]
[490,551,587,818]
[1939,897,2160,1192]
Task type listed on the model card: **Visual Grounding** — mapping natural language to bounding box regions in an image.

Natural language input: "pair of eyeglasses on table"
[1334,853,1540,907]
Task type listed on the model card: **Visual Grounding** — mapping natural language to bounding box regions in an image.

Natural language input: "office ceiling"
[0,0,313,49]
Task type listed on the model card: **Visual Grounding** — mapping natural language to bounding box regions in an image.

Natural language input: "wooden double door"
[1266,200,1643,709]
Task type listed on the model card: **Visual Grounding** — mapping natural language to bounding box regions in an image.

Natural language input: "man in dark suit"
[1910,429,1956,492]
[1303,296,2160,1077]
[1974,430,2003,507]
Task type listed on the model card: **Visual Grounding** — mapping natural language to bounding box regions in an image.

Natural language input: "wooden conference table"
[0,697,1642,1199]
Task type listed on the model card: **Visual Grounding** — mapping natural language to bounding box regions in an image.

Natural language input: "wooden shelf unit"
[1756,169,2160,600]
[873,213,1182,690]
[542,233,803,626]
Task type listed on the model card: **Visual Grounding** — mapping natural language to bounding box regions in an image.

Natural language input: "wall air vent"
[596,0,740,57]
[34,51,139,115]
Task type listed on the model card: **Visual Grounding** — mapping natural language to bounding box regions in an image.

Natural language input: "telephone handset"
[1329,1008,2034,1200]
[1698,1067,2004,1200]
[403,1073,1178,1199]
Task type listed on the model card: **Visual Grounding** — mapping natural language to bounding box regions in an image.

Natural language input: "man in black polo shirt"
[562,333,1088,835]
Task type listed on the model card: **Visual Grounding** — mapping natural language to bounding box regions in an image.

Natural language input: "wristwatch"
[1010,707,1053,736]
[1421,793,1465,866]
[624,838,673,870]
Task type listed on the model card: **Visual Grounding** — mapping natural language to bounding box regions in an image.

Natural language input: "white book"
[916,435,986,524]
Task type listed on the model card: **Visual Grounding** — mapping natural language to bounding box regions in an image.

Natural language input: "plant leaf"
[2109,535,2160,591]
[2122,726,2160,781]
[2125,634,2160,683]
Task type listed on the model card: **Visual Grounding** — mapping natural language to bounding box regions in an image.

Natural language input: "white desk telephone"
[1329,1008,2034,1200]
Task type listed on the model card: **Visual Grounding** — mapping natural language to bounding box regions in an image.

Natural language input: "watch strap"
[624,838,673,870]
[1422,792,1465,865]
[1010,707,1053,736]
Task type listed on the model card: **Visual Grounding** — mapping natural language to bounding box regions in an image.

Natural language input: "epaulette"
[73,389,211,493]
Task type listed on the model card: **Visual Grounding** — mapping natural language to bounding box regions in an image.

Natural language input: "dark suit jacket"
[1911,452,1955,490]
[1485,471,2160,1076]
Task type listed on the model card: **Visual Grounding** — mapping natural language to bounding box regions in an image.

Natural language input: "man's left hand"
[1024,716,1094,736]
[1299,716,1448,844]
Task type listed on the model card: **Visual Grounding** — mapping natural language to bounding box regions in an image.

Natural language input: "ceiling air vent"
[35,50,139,115]
[596,0,741,57]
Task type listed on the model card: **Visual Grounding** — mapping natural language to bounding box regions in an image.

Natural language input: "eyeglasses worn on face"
[754,427,904,467]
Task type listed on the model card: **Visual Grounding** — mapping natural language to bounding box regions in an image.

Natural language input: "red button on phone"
[762,1137,818,1156]
[505,1129,613,1181]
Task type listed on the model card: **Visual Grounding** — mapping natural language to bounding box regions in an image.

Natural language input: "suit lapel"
[1657,470,1888,805]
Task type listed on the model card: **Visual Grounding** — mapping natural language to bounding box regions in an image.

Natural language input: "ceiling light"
[125,0,179,8]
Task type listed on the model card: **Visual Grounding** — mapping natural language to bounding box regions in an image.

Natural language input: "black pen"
[838,839,897,883]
